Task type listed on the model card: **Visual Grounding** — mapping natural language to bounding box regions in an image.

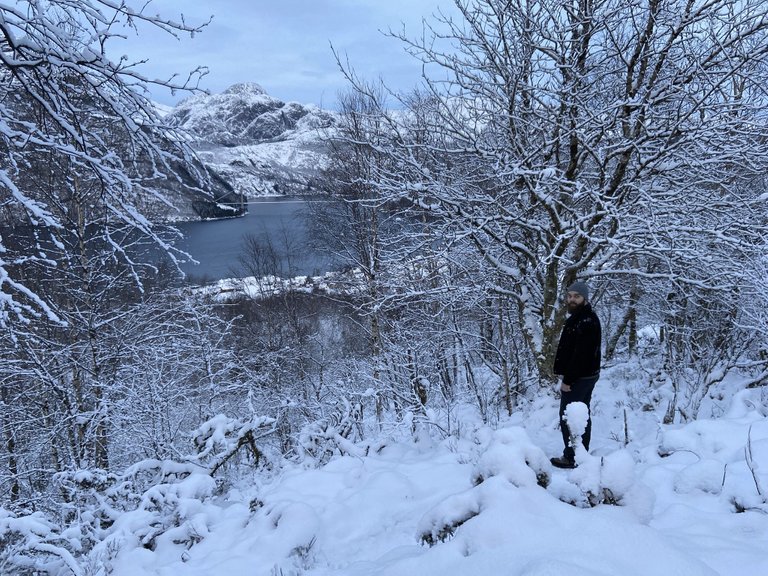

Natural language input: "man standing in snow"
[550,281,602,469]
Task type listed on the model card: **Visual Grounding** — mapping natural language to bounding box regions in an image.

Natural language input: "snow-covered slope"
[84,363,768,575]
[4,350,768,574]
[166,83,336,198]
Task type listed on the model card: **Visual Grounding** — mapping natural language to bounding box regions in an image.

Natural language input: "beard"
[567,301,582,314]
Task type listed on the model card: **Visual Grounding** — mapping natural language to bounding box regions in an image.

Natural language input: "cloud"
[111,0,454,108]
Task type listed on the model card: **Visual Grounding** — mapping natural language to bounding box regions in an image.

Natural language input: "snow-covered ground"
[101,363,768,576]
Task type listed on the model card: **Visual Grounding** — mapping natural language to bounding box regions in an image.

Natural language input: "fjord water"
[174,198,330,281]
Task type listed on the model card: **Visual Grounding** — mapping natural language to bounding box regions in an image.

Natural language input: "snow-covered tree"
[0,0,209,328]
[0,0,223,513]
[317,84,488,427]
[342,0,768,381]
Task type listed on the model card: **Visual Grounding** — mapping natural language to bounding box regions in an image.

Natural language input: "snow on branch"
[192,414,278,476]
[0,0,211,329]
[0,508,84,576]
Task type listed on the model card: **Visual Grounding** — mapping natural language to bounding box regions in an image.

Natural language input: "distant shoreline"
[246,195,329,205]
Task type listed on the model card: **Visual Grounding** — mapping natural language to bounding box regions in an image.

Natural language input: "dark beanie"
[567,281,589,301]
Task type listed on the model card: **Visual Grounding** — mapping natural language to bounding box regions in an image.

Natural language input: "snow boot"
[550,455,576,469]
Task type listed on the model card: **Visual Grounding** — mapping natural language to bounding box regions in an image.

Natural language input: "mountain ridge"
[161,83,336,204]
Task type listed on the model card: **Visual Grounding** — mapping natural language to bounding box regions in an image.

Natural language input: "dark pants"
[559,375,598,460]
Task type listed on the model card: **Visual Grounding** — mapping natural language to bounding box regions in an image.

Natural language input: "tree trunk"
[1,385,20,501]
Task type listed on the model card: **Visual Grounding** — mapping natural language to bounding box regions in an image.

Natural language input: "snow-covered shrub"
[106,412,281,554]
[1,460,216,573]
[417,486,482,546]
[673,459,725,495]
[0,509,82,576]
[470,427,550,488]
[547,404,647,508]
[250,500,321,573]
[50,469,122,556]
[656,397,768,514]
[598,450,642,502]
[104,458,214,552]
[658,418,755,461]
[192,414,277,476]
[548,448,650,511]
[418,427,550,546]
[731,423,768,513]
[297,399,365,465]
[0,410,285,573]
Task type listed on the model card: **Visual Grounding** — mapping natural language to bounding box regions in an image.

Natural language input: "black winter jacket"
[553,303,601,384]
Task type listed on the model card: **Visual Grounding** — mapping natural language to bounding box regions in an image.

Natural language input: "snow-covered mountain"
[166,83,336,199]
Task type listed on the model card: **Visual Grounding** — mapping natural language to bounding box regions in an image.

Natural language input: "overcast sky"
[114,0,456,109]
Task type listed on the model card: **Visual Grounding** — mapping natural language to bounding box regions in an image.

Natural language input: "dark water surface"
[174,198,330,281]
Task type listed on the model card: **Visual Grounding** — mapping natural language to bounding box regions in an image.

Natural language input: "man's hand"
[560,381,572,392]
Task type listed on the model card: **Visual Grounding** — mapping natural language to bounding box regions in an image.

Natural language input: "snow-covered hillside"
[8,360,760,576]
[106,370,767,575]
[166,83,336,198]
